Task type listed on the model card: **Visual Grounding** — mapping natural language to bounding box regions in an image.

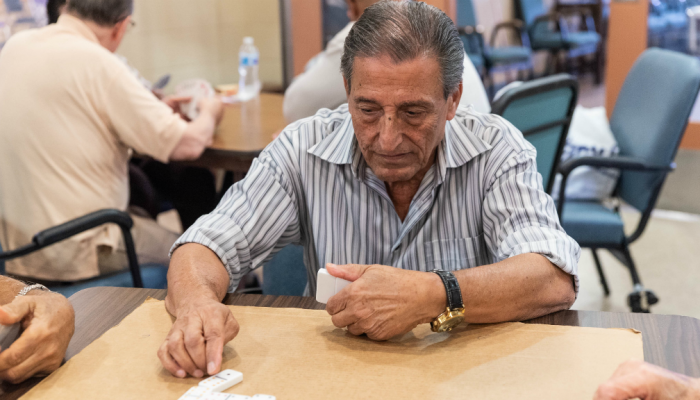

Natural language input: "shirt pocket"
[423,235,489,271]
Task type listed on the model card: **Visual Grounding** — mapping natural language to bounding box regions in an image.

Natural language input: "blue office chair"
[456,0,533,95]
[514,0,601,82]
[557,48,700,313]
[491,74,578,194]
[0,209,168,297]
[262,245,307,296]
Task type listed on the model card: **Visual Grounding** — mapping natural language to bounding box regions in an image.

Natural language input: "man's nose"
[377,113,401,150]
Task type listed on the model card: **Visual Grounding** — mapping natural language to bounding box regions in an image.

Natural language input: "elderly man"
[160,1,579,379]
[283,0,491,123]
[0,0,223,284]
[0,276,74,383]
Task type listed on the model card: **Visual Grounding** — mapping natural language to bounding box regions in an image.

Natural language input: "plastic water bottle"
[238,37,261,101]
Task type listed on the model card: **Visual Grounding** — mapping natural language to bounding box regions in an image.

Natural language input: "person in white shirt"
[283,0,490,123]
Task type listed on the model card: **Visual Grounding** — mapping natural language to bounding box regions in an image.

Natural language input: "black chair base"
[628,287,660,314]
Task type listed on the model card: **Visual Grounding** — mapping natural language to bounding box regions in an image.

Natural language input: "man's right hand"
[158,298,239,378]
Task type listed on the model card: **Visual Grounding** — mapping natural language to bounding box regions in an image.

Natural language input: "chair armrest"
[558,156,674,177]
[34,209,133,248]
[489,19,531,48]
[0,209,143,288]
[556,156,675,218]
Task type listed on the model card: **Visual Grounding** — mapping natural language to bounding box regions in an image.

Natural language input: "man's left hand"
[325,263,445,341]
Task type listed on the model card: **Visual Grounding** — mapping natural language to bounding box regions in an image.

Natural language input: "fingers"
[0,321,38,371]
[0,352,48,384]
[347,322,365,337]
[594,374,646,400]
[330,308,360,328]
[326,285,351,316]
[202,313,226,376]
[326,263,370,282]
[0,297,33,326]
[166,328,203,378]
[183,319,207,374]
[158,341,184,378]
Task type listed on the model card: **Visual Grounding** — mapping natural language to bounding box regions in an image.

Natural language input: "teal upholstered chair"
[0,209,168,297]
[456,0,533,94]
[491,74,578,194]
[514,0,601,82]
[262,245,307,296]
[557,48,700,313]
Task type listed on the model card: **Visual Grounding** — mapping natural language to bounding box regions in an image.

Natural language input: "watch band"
[432,270,464,310]
[16,284,49,297]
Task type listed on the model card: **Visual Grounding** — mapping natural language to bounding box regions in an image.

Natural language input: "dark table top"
[2,287,700,399]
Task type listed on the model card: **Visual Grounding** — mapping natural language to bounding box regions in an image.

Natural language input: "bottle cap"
[243,37,254,45]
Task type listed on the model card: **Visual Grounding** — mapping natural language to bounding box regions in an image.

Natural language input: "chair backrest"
[456,0,478,27]
[611,48,700,212]
[513,0,547,26]
[262,245,307,296]
[491,74,579,194]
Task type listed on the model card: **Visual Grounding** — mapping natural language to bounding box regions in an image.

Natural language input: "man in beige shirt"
[0,0,223,282]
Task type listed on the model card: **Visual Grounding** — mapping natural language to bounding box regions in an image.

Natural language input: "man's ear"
[112,16,130,41]
[446,81,463,121]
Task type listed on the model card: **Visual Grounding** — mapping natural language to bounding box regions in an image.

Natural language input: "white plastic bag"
[551,106,620,201]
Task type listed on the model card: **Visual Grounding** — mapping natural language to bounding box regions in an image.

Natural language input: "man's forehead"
[350,55,443,103]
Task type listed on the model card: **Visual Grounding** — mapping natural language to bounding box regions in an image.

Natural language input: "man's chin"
[371,166,420,183]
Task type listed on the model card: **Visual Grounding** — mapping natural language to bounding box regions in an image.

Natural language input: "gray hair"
[340,0,464,99]
[66,0,133,26]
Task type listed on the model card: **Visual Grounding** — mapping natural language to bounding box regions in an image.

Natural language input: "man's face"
[345,55,461,183]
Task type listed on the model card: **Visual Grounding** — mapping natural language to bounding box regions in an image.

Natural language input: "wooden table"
[181,93,287,171]
[3,287,700,399]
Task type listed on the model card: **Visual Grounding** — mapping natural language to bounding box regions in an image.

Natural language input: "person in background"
[594,360,700,400]
[282,0,491,123]
[0,0,223,285]
[45,0,219,231]
[0,276,74,384]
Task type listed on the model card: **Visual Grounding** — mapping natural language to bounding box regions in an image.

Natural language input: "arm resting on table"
[169,98,223,161]
[165,243,230,316]
[446,253,576,323]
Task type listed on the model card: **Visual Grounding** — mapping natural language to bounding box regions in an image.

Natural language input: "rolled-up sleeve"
[482,144,581,292]
[170,134,303,292]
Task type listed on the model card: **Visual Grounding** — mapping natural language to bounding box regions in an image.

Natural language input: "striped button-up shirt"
[173,105,580,294]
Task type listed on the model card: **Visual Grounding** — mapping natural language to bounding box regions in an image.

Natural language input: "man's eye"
[406,110,423,117]
[361,108,376,114]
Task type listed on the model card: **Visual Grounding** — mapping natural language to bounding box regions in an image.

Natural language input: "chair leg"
[619,245,659,313]
[591,248,610,297]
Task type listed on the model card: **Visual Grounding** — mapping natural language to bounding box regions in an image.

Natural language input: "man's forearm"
[166,243,231,316]
[427,253,576,324]
[0,276,26,305]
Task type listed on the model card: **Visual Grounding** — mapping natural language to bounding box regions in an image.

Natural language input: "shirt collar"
[56,14,100,45]
[308,109,493,182]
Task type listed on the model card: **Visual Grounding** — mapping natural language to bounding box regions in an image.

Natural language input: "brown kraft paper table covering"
[20,299,643,400]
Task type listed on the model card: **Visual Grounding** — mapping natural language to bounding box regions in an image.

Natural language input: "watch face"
[438,314,465,332]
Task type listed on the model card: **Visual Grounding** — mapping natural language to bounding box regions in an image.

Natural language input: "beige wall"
[117,0,284,92]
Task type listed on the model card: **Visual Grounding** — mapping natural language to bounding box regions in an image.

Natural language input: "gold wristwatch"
[430,270,465,332]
